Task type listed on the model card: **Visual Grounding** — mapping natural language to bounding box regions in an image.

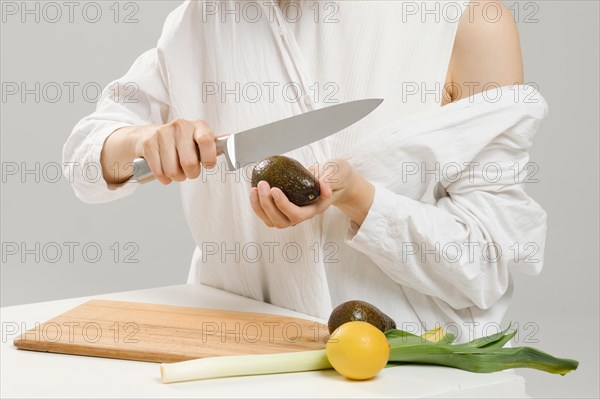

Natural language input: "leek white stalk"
[160,349,332,383]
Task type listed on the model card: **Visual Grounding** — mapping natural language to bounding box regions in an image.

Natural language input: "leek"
[160,327,578,383]
[385,326,578,375]
[161,349,331,383]
[387,346,578,375]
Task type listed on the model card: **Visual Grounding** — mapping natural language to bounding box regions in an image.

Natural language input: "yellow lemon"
[325,321,390,380]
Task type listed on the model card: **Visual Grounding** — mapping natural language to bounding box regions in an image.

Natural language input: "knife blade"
[131,98,383,183]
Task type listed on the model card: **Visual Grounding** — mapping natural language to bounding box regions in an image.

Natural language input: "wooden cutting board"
[13,300,329,363]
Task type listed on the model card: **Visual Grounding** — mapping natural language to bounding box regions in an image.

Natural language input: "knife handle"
[130,136,229,184]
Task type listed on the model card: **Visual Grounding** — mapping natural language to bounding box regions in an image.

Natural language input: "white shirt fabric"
[63,0,547,339]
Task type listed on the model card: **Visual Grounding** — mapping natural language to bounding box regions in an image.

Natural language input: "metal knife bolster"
[220,135,237,171]
[131,136,234,183]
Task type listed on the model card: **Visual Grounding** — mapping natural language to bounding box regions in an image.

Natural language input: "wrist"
[334,171,375,226]
[101,125,146,184]
[128,125,148,157]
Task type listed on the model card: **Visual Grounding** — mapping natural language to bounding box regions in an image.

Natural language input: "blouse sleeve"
[344,87,548,310]
[62,48,170,203]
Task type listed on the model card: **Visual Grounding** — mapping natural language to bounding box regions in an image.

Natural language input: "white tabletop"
[0,284,528,398]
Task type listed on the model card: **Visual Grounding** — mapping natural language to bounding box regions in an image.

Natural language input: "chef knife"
[131,98,383,183]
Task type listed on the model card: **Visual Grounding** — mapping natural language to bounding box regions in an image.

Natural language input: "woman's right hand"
[133,119,217,185]
[101,119,218,185]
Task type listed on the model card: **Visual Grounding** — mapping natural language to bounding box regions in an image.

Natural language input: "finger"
[318,177,333,199]
[270,187,305,225]
[257,181,291,228]
[249,187,273,227]
[308,162,321,179]
[175,129,200,179]
[309,162,335,199]
[193,123,217,170]
[142,138,171,185]
[158,130,186,182]
[277,187,334,221]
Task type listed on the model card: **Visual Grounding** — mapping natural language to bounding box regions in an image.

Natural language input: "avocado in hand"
[251,155,320,206]
[328,300,397,334]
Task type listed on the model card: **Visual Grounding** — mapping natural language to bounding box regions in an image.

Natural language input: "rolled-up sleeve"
[347,181,546,310]
[62,48,170,203]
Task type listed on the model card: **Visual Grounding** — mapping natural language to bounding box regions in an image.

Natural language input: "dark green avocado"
[251,155,320,206]
[328,300,397,334]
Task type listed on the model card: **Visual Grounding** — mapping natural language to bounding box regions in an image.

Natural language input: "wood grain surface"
[13,300,329,363]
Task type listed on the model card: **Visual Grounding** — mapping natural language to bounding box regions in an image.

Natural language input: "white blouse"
[63,0,547,339]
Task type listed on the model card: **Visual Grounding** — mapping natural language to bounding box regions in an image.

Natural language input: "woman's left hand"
[249,158,374,228]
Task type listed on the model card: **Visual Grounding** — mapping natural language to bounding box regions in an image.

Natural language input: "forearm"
[100,125,151,184]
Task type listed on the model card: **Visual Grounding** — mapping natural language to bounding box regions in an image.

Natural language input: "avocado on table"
[251,155,320,206]
[328,300,397,334]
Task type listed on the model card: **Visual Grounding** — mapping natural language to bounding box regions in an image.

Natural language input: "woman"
[63,0,545,339]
